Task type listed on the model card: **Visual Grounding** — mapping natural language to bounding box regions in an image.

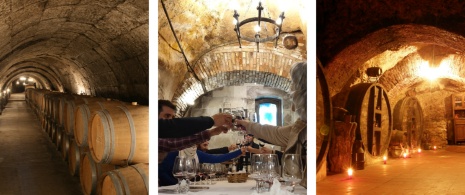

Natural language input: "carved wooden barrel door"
[345,83,392,163]
[393,96,424,150]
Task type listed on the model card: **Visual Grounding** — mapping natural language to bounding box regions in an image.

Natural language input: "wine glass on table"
[250,154,265,193]
[208,163,217,184]
[200,163,208,185]
[172,156,186,193]
[214,163,224,181]
[262,154,280,191]
[282,154,303,193]
[185,157,197,191]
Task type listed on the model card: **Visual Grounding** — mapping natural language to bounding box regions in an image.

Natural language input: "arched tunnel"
[0,0,148,104]
[317,0,465,194]
[0,1,149,194]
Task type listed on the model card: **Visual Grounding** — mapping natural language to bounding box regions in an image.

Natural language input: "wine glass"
[172,156,186,193]
[262,154,280,191]
[214,163,224,181]
[250,154,265,193]
[282,154,303,193]
[200,163,208,185]
[207,163,217,184]
[185,157,197,188]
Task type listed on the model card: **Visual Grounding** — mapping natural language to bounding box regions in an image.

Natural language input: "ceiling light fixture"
[233,0,285,52]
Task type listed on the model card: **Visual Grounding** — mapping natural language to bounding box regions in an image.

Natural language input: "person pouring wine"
[235,61,307,188]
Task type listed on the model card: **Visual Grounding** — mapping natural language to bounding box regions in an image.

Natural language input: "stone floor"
[316,147,465,194]
[0,93,82,195]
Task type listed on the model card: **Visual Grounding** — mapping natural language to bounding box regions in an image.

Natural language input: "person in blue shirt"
[158,144,246,186]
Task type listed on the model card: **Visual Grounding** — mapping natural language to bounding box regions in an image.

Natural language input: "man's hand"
[211,113,233,128]
[207,125,229,137]
[240,146,247,155]
[228,144,237,151]
[260,147,273,154]
[235,119,250,128]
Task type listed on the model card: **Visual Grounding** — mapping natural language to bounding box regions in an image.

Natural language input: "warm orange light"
[434,146,437,150]
[417,59,457,81]
[383,155,387,164]
[403,152,407,158]
[348,168,353,179]
[418,148,422,153]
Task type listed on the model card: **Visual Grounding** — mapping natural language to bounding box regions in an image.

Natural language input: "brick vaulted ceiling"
[318,0,465,104]
[158,0,307,110]
[0,0,148,104]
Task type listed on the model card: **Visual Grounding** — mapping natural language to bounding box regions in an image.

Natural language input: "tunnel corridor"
[0,93,82,195]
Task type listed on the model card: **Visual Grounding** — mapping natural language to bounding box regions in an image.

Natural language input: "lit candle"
[383,156,387,164]
[403,152,407,158]
[434,146,437,150]
[418,148,422,153]
[348,168,353,179]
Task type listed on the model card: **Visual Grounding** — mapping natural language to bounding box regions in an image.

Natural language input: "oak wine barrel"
[58,94,78,129]
[68,139,89,176]
[74,99,125,147]
[101,163,149,195]
[345,83,392,164]
[64,95,93,136]
[61,132,70,161]
[54,125,63,150]
[316,59,332,176]
[393,96,424,150]
[89,105,149,165]
[80,153,117,195]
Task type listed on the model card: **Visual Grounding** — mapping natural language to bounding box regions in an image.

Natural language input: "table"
[158,179,308,195]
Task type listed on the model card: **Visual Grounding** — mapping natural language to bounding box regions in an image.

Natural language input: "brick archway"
[173,44,305,111]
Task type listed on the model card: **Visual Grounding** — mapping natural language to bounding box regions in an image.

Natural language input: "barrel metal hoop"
[72,141,81,174]
[88,154,98,195]
[97,101,105,109]
[102,109,115,164]
[80,105,91,146]
[116,169,131,195]
[109,171,124,195]
[133,164,149,192]
[118,105,136,164]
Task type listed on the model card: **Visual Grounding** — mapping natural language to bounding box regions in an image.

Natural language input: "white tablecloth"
[158,179,308,195]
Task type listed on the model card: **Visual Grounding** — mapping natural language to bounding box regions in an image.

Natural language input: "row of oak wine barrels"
[25,88,149,165]
[25,89,149,194]
[0,91,10,114]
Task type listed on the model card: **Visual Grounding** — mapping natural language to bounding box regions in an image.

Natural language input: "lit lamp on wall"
[233,0,285,52]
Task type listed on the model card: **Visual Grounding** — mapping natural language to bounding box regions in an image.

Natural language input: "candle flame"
[348,168,353,176]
